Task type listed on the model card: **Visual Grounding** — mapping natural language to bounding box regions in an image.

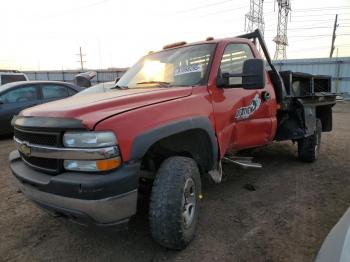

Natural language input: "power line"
[264,6,350,15]
[174,0,233,14]
[175,4,350,21]
[264,13,350,20]
[265,17,350,23]
[289,44,350,52]
[196,5,249,18]
[39,0,114,19]
[291,12,350,18]
[287,43,350,52]
[291,6,350,12]
[217,30,350,39]
[267,33,350,38]
[288,47,330,53]
[264,25,350,31]
[269,19,333,23]
[293,33,349,38]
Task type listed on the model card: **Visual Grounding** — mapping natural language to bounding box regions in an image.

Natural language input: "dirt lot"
[1,102,350,262]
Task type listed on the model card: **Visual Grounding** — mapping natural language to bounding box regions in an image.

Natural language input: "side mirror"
[216,59,265,89]
[242,59,265,90]
[0,98,3,104]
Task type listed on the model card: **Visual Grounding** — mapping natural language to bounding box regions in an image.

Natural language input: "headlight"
[63,131,117,148]
[62,131,120,172]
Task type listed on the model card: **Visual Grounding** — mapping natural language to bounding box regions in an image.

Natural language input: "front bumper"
[9,150,140,226]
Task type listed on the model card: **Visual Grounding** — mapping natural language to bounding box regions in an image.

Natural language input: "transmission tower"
[273,0,291,60]
[245,0,265,36]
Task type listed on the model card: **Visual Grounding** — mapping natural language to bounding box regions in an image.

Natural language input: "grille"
[20,153,61,174]
[15,128,62,174]
[14,128,60,147]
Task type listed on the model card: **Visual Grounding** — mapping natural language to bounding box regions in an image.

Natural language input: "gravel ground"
[1,102,350,262]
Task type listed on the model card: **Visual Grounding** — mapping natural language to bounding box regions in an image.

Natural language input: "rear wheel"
[149,156,201,250]
[298,119,322,162]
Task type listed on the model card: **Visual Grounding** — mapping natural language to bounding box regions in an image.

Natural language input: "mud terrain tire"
[149,156,201,250]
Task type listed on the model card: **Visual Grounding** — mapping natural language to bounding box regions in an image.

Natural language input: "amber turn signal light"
[96,157,121,172]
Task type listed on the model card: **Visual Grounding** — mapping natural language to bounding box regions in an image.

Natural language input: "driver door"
[210,42,274,156]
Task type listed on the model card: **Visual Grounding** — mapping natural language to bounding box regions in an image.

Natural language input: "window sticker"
[174,64,202,76]
[235,94,261,120]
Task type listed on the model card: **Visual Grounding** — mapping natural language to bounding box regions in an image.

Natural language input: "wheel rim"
[182,177,196,229]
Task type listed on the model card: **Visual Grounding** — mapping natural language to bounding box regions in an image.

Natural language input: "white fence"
[23,69,127,85]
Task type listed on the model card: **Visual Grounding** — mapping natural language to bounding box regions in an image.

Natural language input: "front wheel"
[298,119,322,162]
[149,156,201,250]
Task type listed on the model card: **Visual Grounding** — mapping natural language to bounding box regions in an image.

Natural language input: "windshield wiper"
[136,81,171,87]
[110,84,128,90]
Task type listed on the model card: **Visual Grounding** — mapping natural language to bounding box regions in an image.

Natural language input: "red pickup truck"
[9,30,336,249]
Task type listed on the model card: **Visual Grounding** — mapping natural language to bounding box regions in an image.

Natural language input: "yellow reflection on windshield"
[141,60,166,81]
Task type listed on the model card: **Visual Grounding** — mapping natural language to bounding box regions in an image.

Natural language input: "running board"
[223,156,262,169]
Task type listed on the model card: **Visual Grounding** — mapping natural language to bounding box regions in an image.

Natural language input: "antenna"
[273,0,291,60]
[245,0,265,36]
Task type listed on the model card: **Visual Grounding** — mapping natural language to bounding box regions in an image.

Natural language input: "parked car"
[316,207,350,262]
[0,81,82,135]
[0,70,29,85]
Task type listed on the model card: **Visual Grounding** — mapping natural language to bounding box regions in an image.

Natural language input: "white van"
[0,71,29,85]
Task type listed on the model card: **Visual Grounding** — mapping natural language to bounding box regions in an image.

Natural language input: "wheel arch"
[129,117,218,173]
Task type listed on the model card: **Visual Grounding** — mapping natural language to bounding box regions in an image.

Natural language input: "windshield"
[117,44,216,88]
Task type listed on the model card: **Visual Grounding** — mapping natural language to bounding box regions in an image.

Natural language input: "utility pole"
[273,0,291,60]
[329,14,338,58]
[245,0,265,36]
[76,47,86,70]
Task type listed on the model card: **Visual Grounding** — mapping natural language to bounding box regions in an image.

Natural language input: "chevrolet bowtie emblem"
[19,142,31,156]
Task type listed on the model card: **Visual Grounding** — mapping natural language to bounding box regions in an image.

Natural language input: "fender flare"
[129,116,218,170]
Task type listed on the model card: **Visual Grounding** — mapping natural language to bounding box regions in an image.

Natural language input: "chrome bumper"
[17,181,137,224]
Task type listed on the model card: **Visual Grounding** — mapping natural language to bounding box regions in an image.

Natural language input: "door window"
[219,44,254,85]
[42,85,69,99]
[0,86,37,103]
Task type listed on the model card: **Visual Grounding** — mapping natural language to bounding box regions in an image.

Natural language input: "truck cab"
[9,30,336,250]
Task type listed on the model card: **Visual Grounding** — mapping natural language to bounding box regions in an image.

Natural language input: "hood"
[21,87,192,129]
